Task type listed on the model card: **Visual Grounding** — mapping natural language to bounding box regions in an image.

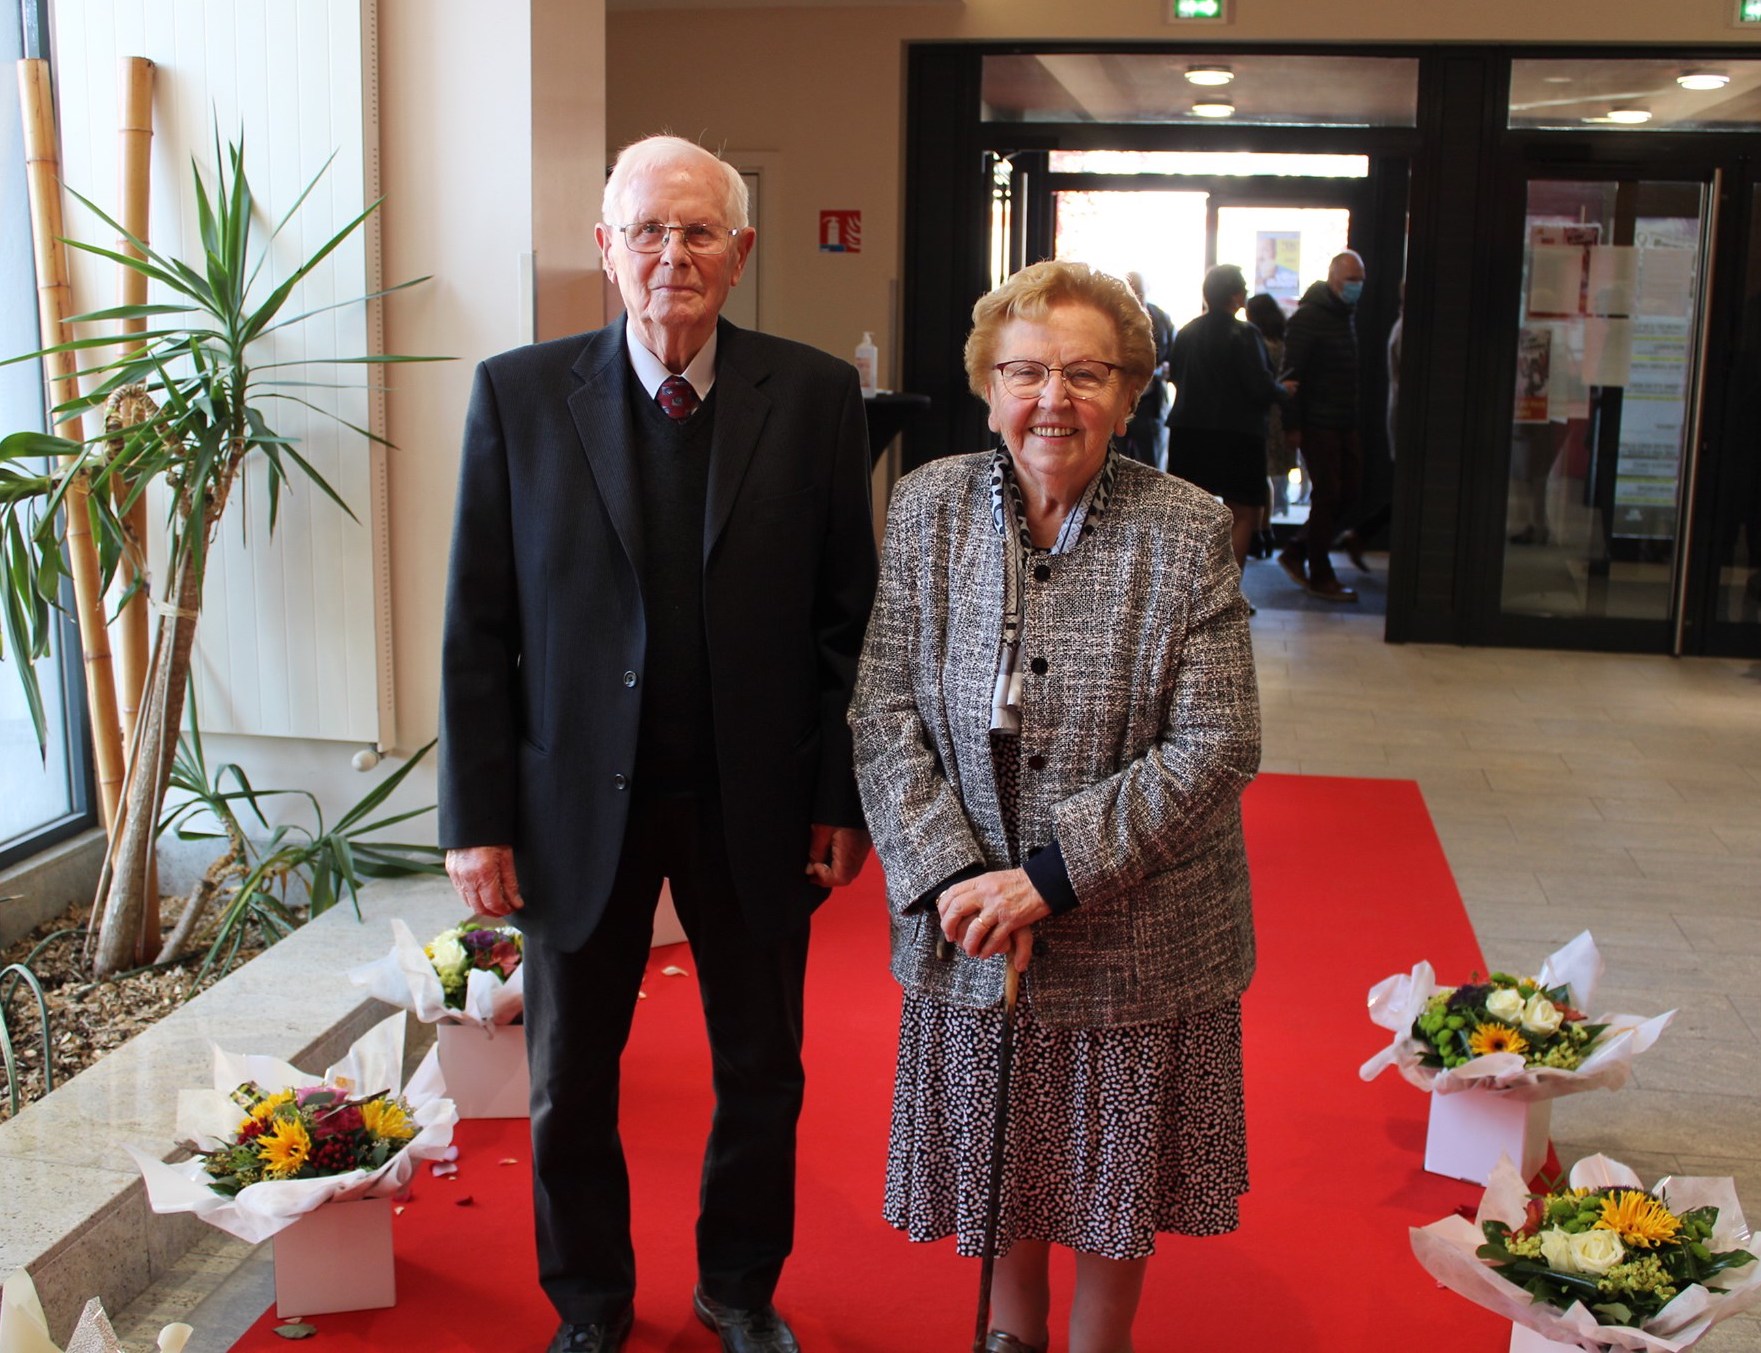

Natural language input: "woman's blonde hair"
[963,260,1156,405]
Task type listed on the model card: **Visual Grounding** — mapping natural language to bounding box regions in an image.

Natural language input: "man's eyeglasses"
[612,221,743,255]
[993,359,1123,401]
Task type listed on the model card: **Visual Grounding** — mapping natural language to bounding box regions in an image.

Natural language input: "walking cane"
[972,959,1022,1353]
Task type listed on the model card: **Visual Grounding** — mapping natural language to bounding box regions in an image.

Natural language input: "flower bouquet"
[1360,932,1672,1183]
[348,917,524,1028]
[348,919,528,1118]
[1411,1154,1761,1351]
[1360,932,1674,1101]
[126,1011,456,1244]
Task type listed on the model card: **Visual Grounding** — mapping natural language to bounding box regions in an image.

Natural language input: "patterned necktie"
[656,374,699,421]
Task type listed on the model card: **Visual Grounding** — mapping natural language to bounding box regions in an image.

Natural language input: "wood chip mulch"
[0,899,270,1122]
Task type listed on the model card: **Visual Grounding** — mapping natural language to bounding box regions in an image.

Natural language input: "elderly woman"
[850,260,1260,1353]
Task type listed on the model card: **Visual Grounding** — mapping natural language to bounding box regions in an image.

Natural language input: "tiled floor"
[114,568,1761,1350]
[1252,570,1761,1352]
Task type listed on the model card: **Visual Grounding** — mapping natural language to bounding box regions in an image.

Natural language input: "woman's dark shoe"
[545,1307,633,1353]
[1336,529,1369,572]
[692,1287,800,1353]
[984,1332,1049,1353]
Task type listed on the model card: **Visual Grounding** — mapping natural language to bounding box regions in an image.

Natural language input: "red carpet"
[231,773,1509,1350]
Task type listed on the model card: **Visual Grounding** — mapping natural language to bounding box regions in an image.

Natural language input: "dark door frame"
[1466,139,1758,654]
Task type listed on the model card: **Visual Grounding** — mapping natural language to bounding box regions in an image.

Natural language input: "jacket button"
[1027,754,1047,771]
[613,773,629,790]
[623,670,638,688]
[1032,937,1048,956]
[1030,656,1048,675]
[1033,564,1051,582]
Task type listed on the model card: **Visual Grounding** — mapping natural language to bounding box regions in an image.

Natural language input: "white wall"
[41,1,603,841]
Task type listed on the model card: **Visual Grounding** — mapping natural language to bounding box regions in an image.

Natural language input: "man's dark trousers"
[521,788,810,1324]
[1301,425,1362,586]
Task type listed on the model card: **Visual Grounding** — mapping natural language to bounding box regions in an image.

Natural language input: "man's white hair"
[602,135,749,229]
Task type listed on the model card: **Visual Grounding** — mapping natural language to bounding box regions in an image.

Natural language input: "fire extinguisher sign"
[819,210,861,253]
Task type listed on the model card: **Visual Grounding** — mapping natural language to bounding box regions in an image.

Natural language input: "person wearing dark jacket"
[440,135,877,1353]
[1123,271,1174,469]
[1277,251,1365,603]
[1165,264,1291,572]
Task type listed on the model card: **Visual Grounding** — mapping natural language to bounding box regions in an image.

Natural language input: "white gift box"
[435,1021,529,1119]
[1426,1084,1551,1185]
[272,1197,396,1319]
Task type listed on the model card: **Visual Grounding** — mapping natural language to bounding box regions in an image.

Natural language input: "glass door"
[1497,174,1716,645]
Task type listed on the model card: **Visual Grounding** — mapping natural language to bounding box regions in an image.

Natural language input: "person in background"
[1244,291,1295,559]
[1278,249,1366,603]
[1334,278,1403,571]
[1166,264,1292,578]
[1121,271,1172,470]
[851,259,1259,1353]
[439,134,877,1353]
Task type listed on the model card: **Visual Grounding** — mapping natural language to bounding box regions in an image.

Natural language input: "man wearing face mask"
[1277,250,1366,603]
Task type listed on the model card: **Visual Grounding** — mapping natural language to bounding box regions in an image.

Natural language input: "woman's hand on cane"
[937,868,1050,968]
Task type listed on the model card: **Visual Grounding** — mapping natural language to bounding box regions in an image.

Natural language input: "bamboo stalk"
[16,58,125,832]
[114,56,159,960]
[113,58,153,754]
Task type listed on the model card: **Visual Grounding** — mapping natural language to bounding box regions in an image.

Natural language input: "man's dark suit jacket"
[438,316,877,949]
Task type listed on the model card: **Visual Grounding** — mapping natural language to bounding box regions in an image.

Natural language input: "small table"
[863,392,931,466]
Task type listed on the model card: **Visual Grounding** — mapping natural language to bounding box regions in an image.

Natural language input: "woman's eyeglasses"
[993,360,1122,400]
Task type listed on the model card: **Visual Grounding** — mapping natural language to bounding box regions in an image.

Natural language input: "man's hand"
[805,824,872,888]
[446,845,525,917]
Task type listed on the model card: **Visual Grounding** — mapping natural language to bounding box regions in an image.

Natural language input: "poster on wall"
[1253,231,1301,306]
[1514,327,1552,423]
[1525,223,1600,317]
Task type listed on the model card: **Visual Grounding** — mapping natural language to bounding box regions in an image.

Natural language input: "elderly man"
[439,135,877,1353]
[1278,249,1366,603]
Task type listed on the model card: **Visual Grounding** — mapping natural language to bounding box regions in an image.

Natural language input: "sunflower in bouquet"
[198,1081,419,1196]
[425,919,523,1009]
[1477,1180,1757,1328]
[1412,972,1605,1072]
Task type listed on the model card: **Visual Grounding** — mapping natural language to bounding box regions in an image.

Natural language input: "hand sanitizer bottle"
[855,331,879,398]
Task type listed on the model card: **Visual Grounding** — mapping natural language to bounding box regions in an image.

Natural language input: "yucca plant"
[0,134,438,978]
[159,701,445,992]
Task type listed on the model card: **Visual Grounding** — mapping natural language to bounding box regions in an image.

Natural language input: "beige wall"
[606,0,1761,379]
[377,0,604,754]
[205,0,605,825]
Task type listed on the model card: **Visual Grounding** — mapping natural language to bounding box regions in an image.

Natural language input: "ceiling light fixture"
[1184,65,1235,87]
[1605,107,1654,124]
[1677,70,1731,91]
[1191,96,1235,118]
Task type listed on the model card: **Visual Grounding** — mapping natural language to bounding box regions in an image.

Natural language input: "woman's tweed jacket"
[850,452,1260,1029]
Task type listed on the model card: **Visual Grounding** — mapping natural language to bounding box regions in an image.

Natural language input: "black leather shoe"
[545,1308,633,1353]
[692,1287,801,1353]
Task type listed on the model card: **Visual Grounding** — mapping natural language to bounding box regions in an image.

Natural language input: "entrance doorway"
[1044,177,1358,537]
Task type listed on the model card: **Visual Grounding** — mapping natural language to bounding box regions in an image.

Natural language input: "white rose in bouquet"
[1522,992,1564,1037]
[1485,987,1525,1023]
[426,933,468,996]
[1565,1228,1625,1275]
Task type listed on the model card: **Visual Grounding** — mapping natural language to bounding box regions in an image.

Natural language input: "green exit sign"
[1739,0,1761,22]
[1170,0,1227,20]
